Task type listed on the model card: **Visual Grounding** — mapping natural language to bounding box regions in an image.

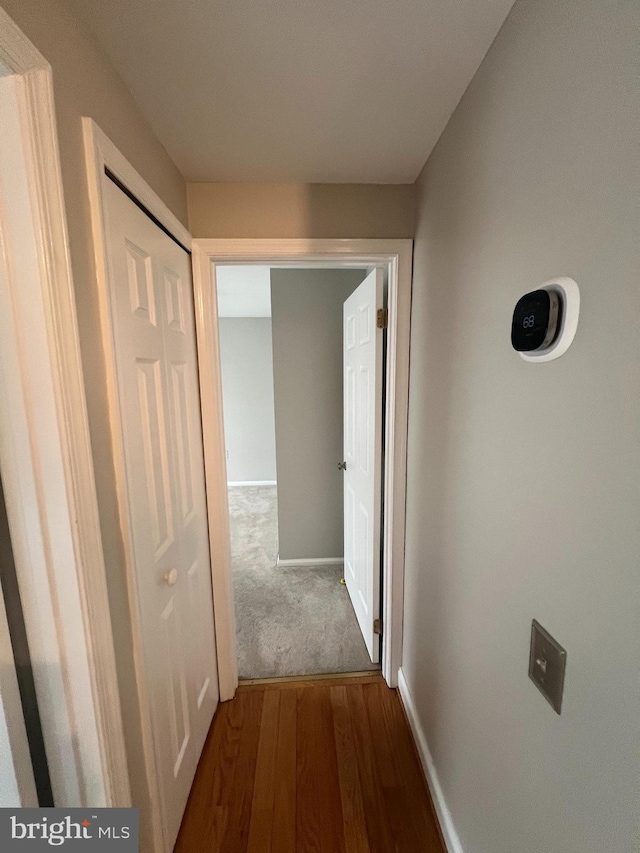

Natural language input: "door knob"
[163,568,178,586]
[338,461,347,470]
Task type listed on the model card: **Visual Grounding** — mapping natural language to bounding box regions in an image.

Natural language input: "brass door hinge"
[376,308,388,329]
[373,618,382,636]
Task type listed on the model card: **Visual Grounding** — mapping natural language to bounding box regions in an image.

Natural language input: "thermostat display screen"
[511,289,559,352]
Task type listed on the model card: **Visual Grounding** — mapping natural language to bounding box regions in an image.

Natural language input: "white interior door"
[343,268,383,663]
[102,178,218,851]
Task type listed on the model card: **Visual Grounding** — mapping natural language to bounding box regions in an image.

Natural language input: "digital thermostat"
[512,289,560,352]
[511,277,580,362]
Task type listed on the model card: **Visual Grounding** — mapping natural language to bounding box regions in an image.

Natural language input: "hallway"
[175,674,445,852]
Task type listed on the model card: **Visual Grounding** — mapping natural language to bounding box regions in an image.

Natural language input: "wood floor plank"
[363,682,427,853]
[177,679,445,853]
[210,689,247,807]
[363,682,400,786]
[270,687,297,852]
[296,685,346,853]
[380,684,445,851]
[330,686,372,853]
[346,684,400,853]
[174,701,230,852]
[247,690,280,852]
[219,690,264,853]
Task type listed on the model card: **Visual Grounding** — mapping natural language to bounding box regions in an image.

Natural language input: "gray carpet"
[228,485,379,680]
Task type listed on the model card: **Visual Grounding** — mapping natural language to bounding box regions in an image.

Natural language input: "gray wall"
[403,1,639,852]
[188,183,415,239]
[271,269,366,560]
[219,318,277,483]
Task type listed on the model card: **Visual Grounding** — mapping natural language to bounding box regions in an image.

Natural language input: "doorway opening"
[193,239,412,700]
[216,265,384,680]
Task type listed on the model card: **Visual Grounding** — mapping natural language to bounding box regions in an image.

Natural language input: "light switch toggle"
[535,657,547,675]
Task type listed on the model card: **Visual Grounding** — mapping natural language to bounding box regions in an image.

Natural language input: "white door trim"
[192,238,413,698]
[0,10,128,806]
[83,118,195,851]
[83,121,191,253]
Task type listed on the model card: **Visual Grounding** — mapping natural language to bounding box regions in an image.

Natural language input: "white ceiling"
[216,266,272,317]
[71,0,514,183]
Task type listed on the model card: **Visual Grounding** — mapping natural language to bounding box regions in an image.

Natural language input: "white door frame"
[0,10,129,806]
[192,238,413,698]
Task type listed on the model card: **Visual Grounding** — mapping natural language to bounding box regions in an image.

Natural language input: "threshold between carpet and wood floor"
[229,485,379,680]
[175,674,446,853]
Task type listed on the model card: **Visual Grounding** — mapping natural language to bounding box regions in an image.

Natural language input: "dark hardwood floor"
[175,674,445,852]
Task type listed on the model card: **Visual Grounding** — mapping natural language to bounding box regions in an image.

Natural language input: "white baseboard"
[276,556,344,569]
[227,480,277,487]
[397,668,464,853]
